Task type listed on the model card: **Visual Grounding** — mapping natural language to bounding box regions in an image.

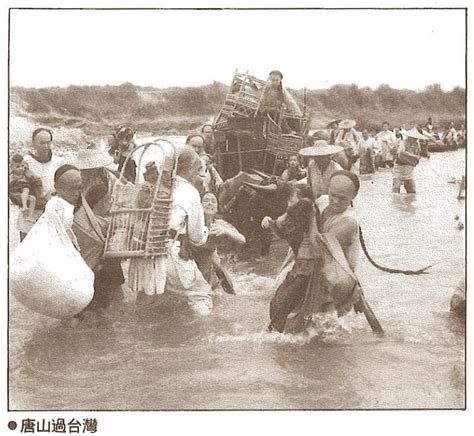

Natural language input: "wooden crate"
[213,71,267,130]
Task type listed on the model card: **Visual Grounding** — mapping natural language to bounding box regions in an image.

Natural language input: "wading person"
[72,151,125,314]
[192,191,245,290]
[300,140,344,199]
[263,190,315,332]
[164,146,215,315]
[392,128,423,194]
[52,165,124,326]
[52,165,89,327]
[357,129,376,175]
[268,171,363,333]
[375,121,397,168]
[334,120,360,172]
[73,146,118,217]
[15,128,65,241]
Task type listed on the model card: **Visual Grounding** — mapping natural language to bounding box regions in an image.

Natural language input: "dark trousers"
[76,259,125,317]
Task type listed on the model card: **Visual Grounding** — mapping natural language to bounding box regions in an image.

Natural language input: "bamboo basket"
[103,139,178,258]
[264,115,306,155]
[213,70,267,131]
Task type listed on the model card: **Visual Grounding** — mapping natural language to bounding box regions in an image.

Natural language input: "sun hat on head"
[401,128,428,140]
[299,140,343,157]
[338,119,356,129]
[73,148,114,170]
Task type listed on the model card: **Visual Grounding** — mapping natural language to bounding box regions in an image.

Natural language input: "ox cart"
[212,70,310,180]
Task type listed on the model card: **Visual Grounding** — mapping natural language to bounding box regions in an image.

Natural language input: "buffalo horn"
[242,181,279,193]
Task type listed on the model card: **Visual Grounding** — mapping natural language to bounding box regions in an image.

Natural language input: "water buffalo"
[218,170,311,255]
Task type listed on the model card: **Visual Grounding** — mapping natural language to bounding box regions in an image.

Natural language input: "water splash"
[209,312,354,346]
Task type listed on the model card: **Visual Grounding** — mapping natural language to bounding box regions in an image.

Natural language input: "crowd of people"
[9,94,465,331]
[9,126,247,326]
[311,117,465,194]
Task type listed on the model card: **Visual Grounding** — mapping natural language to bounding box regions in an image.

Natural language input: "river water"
[8,149,465,410]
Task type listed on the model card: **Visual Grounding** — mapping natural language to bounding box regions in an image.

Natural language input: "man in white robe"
[165,146,213,315]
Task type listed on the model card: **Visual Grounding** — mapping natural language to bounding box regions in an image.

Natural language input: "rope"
[358,226,432,275]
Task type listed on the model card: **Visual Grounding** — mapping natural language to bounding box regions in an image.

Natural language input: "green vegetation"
[10,81,465,136]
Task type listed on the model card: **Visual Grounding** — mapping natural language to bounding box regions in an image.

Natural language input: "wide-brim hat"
[402,128,428,140]
[299,140,343,157]
[338,119,356,129]
[74,148,114,170]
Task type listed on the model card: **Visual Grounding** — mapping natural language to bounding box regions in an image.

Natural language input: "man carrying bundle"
[50,165,125,325]
[392,128,424,194]
[267,170,364,332]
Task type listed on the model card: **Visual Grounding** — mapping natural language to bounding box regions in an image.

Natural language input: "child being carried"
[9,153,45,221]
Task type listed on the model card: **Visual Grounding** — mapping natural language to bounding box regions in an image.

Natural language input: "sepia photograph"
[3,3,468,430]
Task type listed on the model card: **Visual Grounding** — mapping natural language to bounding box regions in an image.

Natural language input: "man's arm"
[186,189,208,246]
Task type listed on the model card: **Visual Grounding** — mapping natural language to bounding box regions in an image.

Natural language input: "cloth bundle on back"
[10,195,95,319]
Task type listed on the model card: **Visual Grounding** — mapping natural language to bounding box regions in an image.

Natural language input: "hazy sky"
[9,8,466,90]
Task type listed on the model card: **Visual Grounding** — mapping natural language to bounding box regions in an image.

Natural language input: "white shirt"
[375,130,397,160]
[168,175,208,246]
[307,160,343,199]
[357,137,377,154]
[335,128,361,148]
[23,153,65,197]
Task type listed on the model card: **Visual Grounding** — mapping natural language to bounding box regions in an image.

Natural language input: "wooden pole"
[357,292,384,335]
[236,135,243,172]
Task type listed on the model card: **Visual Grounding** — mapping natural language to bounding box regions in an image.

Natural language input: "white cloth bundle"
[10,197,95,319]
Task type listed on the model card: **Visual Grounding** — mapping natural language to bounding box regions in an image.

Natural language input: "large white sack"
[10,197,95,319]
